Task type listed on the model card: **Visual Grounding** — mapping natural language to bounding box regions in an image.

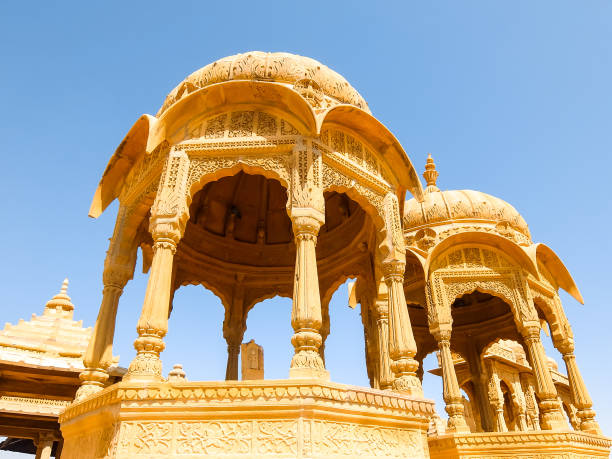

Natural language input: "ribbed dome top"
[158,51,369,116]
[404,155,531,240]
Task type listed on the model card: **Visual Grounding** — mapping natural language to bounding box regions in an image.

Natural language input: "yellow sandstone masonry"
[61,52,609,458]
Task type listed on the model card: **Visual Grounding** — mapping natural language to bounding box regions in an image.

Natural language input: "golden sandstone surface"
[47,52,611,458]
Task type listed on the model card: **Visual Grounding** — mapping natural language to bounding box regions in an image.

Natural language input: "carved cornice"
[0,395,70,416]
[428,430,612,450]
[61,380,435,424]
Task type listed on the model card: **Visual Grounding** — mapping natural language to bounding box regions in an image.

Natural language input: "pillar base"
[539,398,569,431]
[60,378,434,459]
[428,431,612,458]
[123,352,164,383]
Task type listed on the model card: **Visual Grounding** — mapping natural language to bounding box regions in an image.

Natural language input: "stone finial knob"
[168,363,187,381]
[43,277,75,318]
[423,153,440,193]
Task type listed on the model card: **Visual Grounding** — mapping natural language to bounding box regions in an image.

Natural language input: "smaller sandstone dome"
[505,340,528,364]
[158,51,370,116]
[404,155,531,242]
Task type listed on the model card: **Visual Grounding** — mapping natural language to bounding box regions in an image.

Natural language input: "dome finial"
[60,278,69,295]
[423,153,439,192]
[44,277,74,319]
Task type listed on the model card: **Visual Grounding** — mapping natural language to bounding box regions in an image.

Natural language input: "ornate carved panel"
[169,110,302,145]
[428,246,539,330]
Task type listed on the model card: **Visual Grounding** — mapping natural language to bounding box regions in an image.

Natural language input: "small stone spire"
[168,363,187,381]
[423,153,440,193]
[44,278,75,319]
[60,278,69,295]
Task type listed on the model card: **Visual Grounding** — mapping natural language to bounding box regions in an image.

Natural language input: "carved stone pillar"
[464,342,495,432]
[76,264,131,400]
[558,341,601,434]
[76,204,135,401]
[512,381,529,431]
[35,434,55,459]
[124,223,179,382]
[383,260,422,396]
[521,326,567,430]
[373,296,393,390]
[434,329,470,432]
[224,281,246,381]
[225,342,241,380]
[487,365,508,432]
[125,148,189,382]
[289,211,328,379]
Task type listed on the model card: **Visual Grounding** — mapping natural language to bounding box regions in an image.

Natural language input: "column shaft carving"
[374,296,393,390]
[487,363,508,432]
[435,330,470,432]
[465,342,495,432]
[512,380,529,431]
[560,342,601,434]
[76,205,136,401]
[287,138,327,379]
[522,326,567,430]
[224,282,246,381]
[383,260,422,396]
[289,213,327,379]
[125,235,177,382]
[125,149,189,382]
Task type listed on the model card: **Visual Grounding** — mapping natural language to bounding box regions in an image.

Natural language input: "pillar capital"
[557,338,575,356]
[291,210,324,240]
[150,216,183,248]
[521,323,541,341]
[431,326,452,344]
[372,294,387,317]
[381,259,405,283]
[102,262,132,290]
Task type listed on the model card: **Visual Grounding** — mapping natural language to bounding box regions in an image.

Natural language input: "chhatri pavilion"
[27,51,607,458]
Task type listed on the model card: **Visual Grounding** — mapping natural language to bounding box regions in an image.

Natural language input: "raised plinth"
[59,379,434,459]
[428,431,612,458]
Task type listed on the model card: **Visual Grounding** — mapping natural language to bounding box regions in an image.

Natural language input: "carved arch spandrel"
[425,232,539,279]
[159,80,318,142]
[170,108,306,146]
[531,292,573,348]
[427,245,540,334]
[187,155,292,201]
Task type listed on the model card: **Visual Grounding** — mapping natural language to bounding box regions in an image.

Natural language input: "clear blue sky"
[0,1,610,453]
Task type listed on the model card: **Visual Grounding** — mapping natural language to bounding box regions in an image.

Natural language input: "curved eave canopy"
[319,105,424,203]
[159,80,317,142]
[89,114,158,218]
[528,243,584,304]
[425,231,539,278]
[89,81,318,218]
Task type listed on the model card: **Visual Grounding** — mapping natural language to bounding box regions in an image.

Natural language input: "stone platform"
[59,379,435,459]
[427,430,612,458]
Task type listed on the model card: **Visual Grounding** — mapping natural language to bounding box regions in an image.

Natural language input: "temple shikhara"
[3,52,609,458]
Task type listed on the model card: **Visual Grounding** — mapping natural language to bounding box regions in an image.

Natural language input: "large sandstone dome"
[158,51,370,116]
[404,155,531,245]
